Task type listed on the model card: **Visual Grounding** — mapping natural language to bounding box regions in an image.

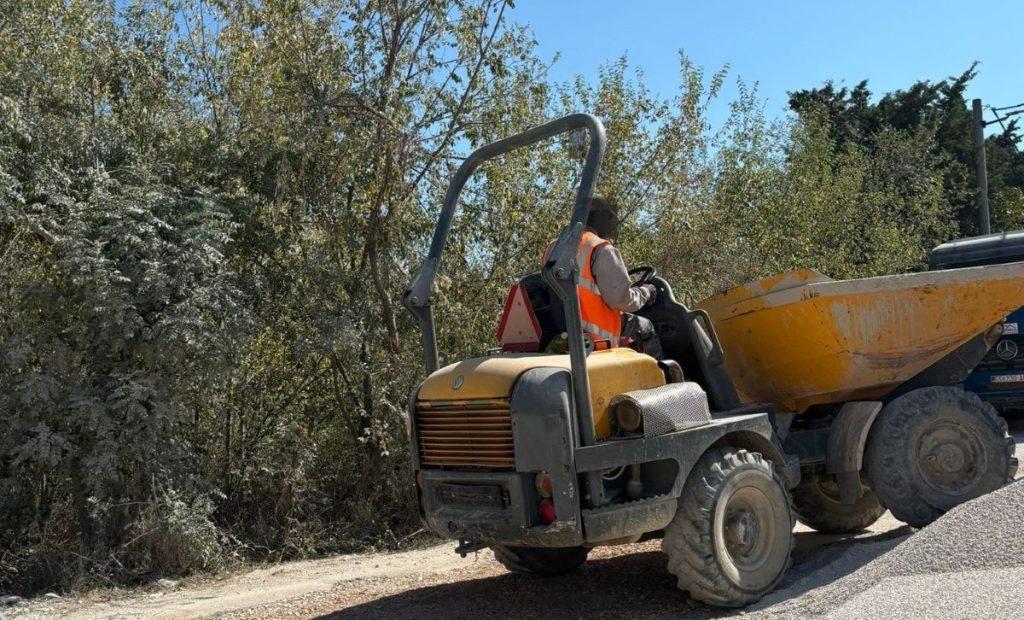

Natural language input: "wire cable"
[986,106,1022,153]
[983,108,1024,128]
[992,102,1024,112]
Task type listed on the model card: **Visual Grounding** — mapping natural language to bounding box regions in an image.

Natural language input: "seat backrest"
[637,279,741,411]
[516,272,564,350]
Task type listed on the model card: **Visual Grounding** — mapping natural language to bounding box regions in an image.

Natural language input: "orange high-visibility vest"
[543,231,622,346]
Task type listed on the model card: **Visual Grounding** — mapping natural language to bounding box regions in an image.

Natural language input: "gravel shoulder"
[8,419,1024,619]
[4,543,475,620]
[5,516,910,620]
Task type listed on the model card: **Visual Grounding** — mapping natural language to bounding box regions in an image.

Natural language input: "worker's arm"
[591,245,655,313]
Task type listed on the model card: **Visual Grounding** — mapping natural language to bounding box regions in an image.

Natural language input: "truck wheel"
[491,545,589,575]
[865,386,1017,528]
[791,471,885,534]
[662,448,794,607]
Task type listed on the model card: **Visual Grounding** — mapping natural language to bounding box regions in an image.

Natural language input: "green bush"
[0,0,1015,595]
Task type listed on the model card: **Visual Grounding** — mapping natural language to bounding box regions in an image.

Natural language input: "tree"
[789,65,1024,236]
[0,0,977,594]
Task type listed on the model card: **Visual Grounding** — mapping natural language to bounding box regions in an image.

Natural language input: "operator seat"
[517,272,565,351]
[514,275,742,413]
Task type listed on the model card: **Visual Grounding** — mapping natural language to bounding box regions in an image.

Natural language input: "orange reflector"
[534,471,553,498]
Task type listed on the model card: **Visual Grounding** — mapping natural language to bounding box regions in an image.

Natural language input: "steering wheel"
[628,266,657,288]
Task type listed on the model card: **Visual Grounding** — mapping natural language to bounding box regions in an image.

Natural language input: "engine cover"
[611,382,711,437]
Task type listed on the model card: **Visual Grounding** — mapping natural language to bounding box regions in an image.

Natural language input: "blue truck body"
[963,306,1024,411]
[931,231,1024,413]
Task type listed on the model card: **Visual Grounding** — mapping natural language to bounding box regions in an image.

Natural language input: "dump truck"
[699,265,1022,531]
[401,113,1023,607]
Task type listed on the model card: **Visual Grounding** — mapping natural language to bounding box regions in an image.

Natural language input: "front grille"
[415,398,514,469]
[977,335,1024,371]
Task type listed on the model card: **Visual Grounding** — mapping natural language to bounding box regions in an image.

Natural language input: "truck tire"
[791,471,885,534]
[662,448,794,607]
[865,386,1017,528]
[491,545,589,575]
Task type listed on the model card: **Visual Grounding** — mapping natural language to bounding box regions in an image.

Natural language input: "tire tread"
[865,386,1017,528]
[491,545,588,575]
[661,448,794,607]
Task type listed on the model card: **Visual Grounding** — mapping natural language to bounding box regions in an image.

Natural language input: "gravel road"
[7,417,1024,620]
[4,515,911,620]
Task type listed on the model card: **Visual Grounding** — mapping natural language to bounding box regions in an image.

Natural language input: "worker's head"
[586,195,620,240]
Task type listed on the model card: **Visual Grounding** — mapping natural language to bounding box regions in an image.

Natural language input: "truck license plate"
[438,483,507,508]
[991,374,1024,384]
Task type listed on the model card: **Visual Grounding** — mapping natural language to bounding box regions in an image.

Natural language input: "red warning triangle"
[496,283,542,352]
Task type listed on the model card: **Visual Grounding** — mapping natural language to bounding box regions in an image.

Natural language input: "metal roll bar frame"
[402,113,607,461]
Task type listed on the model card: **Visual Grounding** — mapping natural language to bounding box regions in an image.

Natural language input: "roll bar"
[403,113,607,454]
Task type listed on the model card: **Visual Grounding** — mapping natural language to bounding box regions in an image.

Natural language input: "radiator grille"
[415,398,514,469]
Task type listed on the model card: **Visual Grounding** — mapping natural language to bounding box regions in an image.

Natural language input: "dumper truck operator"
[541,195,661,357]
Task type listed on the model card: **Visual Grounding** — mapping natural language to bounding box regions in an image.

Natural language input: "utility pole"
[972,98,991,235]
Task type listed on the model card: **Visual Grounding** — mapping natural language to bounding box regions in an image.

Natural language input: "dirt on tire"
[490,545,589,575]
[792,470,885,534]
[866,386,1017,527]
[662,447,794,607]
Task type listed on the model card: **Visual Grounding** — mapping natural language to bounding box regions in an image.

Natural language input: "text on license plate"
[991,374,1024,384]
[437,483,507,508]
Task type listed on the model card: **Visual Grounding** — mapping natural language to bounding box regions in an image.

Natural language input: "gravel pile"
[759,479,1024,617]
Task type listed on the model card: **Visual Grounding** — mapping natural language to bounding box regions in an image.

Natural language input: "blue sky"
[515,1,1023,135]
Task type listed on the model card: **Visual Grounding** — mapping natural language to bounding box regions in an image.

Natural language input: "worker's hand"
[641,283,657,306]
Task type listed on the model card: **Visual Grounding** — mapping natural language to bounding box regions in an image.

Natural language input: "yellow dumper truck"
[402,114,1023,607]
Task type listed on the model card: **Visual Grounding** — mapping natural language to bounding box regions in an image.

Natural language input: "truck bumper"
[417,411,791,549]
[418,469,680,548]
[418,469,583,547]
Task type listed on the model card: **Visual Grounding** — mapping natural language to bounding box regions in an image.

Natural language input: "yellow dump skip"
[698,263,1024,413]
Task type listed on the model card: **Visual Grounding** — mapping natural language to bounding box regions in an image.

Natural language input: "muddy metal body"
[409,305,797,548]
[692,266,1019,498]
[412,366,788,547]
[697,265,1024,415]
[402,113,793,550]
[695,262,1024,503]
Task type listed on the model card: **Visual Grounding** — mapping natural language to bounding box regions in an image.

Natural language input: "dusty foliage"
[0,0,1019,594]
